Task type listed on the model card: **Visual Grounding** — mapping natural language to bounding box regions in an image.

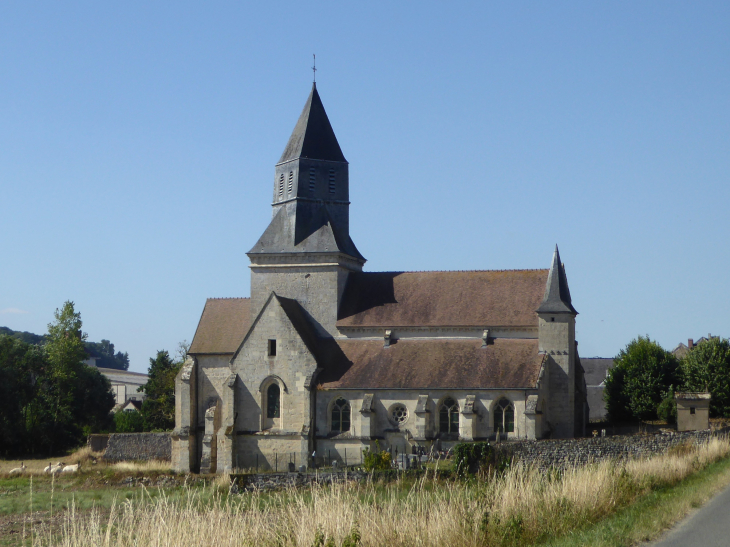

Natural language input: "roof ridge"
[362,268,549,274]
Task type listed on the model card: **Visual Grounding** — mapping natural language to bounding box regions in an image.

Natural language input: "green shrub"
[114,410,144,432]
[362,442,392,471]
[453,441,512,476]
[657,386,677,424]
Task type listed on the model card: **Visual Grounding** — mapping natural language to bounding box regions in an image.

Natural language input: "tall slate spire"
[537,245,577,315]
[278,83,346,164]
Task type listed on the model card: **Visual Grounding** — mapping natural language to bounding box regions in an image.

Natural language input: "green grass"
[0,476,150,516]
[544,453,730,547]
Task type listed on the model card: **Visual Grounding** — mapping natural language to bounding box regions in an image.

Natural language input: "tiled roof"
[318,338,544,390]
[189,298,251,355]
[336,270,549,328]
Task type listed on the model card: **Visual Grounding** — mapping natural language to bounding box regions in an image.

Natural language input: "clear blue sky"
[2,2,728,372]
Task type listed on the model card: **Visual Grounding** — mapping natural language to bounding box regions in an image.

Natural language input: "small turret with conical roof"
[537,245,577,315]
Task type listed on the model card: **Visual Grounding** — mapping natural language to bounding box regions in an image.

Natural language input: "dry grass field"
[2,437,727,547]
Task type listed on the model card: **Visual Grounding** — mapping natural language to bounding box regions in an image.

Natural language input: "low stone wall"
[230,468,454,492]
[500,429,725,470]
[88,434,109,452]
[231,470,367,492]
[103,433,171,462]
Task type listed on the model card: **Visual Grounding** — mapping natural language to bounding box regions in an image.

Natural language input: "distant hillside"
[0,326,129,371]
[0,326,45,345]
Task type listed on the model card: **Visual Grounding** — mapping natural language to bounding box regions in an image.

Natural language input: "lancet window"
[494,398,514,433]
[267,384,280,419]
[331,397,351,433]
[439,397,460,434]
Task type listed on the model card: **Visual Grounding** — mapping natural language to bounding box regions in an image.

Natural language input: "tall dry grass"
[109,460,172,473]
[28,437,730,547]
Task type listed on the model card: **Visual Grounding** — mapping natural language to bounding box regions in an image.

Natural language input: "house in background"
[582,358,615,421]
[95,367,148,409]
[117,399,143,413]
[672,334,719,359]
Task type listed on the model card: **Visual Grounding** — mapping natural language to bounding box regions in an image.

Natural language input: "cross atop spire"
[312,54,317,83]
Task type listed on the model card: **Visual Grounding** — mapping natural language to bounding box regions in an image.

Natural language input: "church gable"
[232,292,319,372]
[230,293,320,433]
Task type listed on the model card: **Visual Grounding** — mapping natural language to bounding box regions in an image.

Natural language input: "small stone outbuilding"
[675,392,710,432]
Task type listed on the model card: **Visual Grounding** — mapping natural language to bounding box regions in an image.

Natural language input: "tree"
[604,336,680,422]
[0,303,115,456]
[139,350,182,431]
[0,335,47,456]
[681,337,730,417]
[43,301,88,452]
[85,339,130,370]
[75,365,115,435]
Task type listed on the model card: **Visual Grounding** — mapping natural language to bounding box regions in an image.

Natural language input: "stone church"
[172,84,588,473]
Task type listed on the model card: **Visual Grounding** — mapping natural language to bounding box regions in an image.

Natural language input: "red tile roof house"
[172,85,588,473]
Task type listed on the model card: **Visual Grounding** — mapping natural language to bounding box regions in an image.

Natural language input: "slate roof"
[537,246,577,314]
[581,358,614,386]
[248,203,364,259]
[318,338,545,390]
[189,298,251,355]
[336,270,549,328]
[278,83,346,164]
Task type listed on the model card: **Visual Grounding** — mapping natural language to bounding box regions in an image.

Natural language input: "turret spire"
[537,245,577,314]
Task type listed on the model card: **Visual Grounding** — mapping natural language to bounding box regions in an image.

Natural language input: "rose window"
[390,404,409,426]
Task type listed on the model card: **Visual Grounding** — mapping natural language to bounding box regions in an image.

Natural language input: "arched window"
[278,173,284,199]
[331,397,351,433]
[439,397,459,434]
[267,384,280,419]
[288,171,294,194]
[494,398,514,433]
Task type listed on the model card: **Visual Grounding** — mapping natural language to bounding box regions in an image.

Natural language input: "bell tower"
[247,84,365,337]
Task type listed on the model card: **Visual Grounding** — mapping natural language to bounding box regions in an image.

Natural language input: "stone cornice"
[249,252,364,270]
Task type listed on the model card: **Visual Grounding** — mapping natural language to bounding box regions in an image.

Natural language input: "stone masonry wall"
[103,433,171,462]
[500,429,726,470]
[231,470,366,492]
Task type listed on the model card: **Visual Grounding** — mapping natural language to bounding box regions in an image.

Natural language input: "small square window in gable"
[690,407,696,415]
[268,339,277,357]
